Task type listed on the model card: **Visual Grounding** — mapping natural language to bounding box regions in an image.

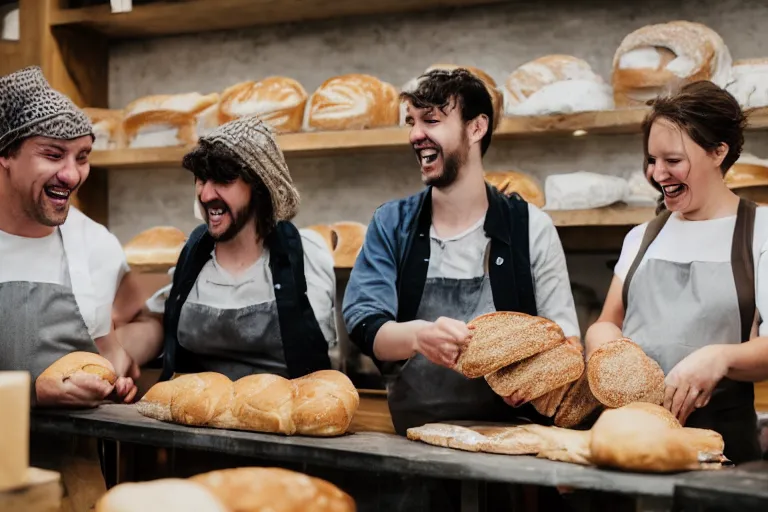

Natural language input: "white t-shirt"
[428,203,581,339]
[146,229,338,346]
[614,208,768,336]
[0,208,129,339]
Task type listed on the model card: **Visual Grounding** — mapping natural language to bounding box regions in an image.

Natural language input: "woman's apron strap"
[621,210,673,309]
[732,198,757,343]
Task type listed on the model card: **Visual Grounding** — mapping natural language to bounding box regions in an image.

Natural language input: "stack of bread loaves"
[406,402,727,473]
[96,466,356,512]
[136,370,360,437]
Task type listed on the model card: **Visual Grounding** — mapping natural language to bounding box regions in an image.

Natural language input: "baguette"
[485,343,584,401]
[587,338,665,408]
[136,370,359,437]
[456,312,566,378]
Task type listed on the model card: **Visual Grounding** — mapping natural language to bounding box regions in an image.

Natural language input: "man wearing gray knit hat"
[0,66,141,406]
[122,115,337,381]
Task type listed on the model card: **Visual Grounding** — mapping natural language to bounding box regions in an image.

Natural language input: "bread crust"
[123,226,186,268]
[484,171,545,208]
[305,74,399,131]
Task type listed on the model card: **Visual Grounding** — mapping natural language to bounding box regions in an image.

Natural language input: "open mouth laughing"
[662,183,687,199]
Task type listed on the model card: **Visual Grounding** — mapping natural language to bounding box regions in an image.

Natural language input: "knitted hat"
[0,66,93,154]
[198,116,300,221]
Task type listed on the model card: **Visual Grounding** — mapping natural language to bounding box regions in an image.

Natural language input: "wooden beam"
[51,0,508,39]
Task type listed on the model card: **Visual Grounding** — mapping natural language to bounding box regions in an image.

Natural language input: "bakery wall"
[106,0,768,311]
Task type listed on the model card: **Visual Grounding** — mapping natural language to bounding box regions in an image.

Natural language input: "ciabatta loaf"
[484,171,545,208]
[456,312,566,378]
[123,92,220,148]
[190,467,356,512]
[553,372,601,428]
[504,55,613,116]
[95,479,227,512]
[83,108,125,150]
[587,338,665,408]
[612,21,732,107]
[136,370,359,437]
[485,342,584,400]
[123,226,186,270]
[219,77,308,133]
[725,58,768,110]
[305,74,399,131]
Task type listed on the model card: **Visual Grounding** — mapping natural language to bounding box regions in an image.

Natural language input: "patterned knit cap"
[198,115,300,221]
[0,66,93,154]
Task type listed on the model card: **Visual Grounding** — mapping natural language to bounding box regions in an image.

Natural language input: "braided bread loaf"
[136,370,360,437]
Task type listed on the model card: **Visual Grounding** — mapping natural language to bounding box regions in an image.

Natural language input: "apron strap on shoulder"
[732,198,758,342]
[622,210,673,309]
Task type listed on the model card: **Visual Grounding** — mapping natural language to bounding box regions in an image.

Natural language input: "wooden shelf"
[51,0,507,39]
[89,107,768,169]
[548,205,654,227]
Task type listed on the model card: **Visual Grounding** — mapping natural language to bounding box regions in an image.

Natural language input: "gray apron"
[386,244,526,436]
[622,200,761,464]
[177,299,289,380]
[0,224,98,402]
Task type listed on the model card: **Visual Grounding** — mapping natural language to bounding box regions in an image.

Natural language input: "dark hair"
[400,68,495,156]
[0,138,24,159]
[642,80,747,213]
[182,140,276,240]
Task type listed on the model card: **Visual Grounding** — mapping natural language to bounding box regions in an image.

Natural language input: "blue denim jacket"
[342,184,537,361]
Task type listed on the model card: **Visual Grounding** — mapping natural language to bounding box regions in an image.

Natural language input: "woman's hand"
[664,344,731,425]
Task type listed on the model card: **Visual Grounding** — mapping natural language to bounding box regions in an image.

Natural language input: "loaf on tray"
[136,370,360,437]
[304,74,399,131]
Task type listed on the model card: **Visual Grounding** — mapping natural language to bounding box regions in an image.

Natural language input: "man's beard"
[26,180,75,227]
[424,144,467,189]
[204,194,257,243]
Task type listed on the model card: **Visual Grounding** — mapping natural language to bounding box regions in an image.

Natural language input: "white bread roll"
[305,74,399,131]
[136,370,360,437]
[503,55,613,116]
[95,479,227,512]
[219,77,308,133]
[400,64,504,130]
[123,226,186,269]
[83,108,125,150]
[123,92,220,148]
[726,59,768,110]
[612,21,732,107]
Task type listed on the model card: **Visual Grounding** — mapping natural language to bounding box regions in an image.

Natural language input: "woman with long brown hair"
[586,80,768,464]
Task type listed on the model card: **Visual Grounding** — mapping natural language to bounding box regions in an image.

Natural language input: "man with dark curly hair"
[122,116,337,381]
[343,68,580,433]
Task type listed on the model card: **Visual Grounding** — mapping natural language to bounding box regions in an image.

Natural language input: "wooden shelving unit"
[51,0,507,39]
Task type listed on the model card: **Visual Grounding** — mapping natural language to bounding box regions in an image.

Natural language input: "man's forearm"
[116,313,164,366]
[373,320,430,361]
[723,337,768,382]
[584,321,623,359]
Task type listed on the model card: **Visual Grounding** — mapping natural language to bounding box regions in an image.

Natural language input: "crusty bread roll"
[400,64,503,130]
[95,478,227,512]
[484,171,545,208]
[590,407,705,473]
[724,153,768,189]
[190,467,356,512]
[330,221,367,269]
[218,77,308,133]
[456,312,565,379]
[587,338,665,408]
[553,372,601,428]
[725,58,768,110]
[503,55,614,116]
[123,92,220,148]
[612,21,732,107]
[531,383,570,417]
[136,370,359,437]
[36,352,117,405]
[485,343,584,400]
[83,108,125,150]
[305,74,399,131]
[123,226,187,270]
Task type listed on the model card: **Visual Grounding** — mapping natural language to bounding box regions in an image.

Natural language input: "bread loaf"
[553,372,601,428]
[305,74,399,131]
[83,108,125,150]
[123,226,186,270]
[123,93,220,148]
[622,402,681,429]
[504,55,613,116]
[612,21,732,107]
[406,423,488,452]
[35,352,117,406]
[401,65,503,130]
[531,383,570,417]
[587,338,665,408]
[484,171,545,208]
[136,370,360,437]
[190,467,356,512]
[219,77,308,133]
[95,479,227,512]
[485,342,584,400]
[725,58,768,110]
[725,153,768,189]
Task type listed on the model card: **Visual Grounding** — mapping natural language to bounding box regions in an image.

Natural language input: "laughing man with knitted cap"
[122,115,337,381]
[0,66,141,406]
